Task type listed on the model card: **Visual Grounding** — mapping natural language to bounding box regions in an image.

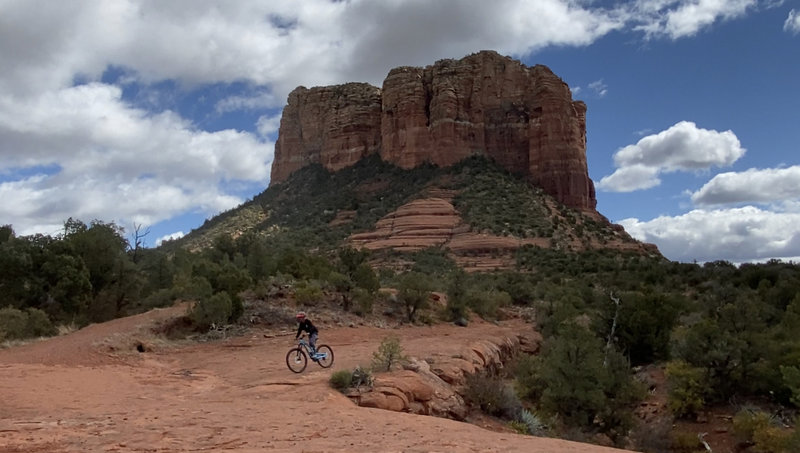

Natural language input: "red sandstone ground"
[0,306,631,453]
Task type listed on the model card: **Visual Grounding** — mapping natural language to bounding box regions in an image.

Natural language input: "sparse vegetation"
[329,366,374,392]
[371,335,408,372]
[464,371,523,419]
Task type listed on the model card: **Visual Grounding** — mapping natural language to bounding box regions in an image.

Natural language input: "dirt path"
[0,309,628,452]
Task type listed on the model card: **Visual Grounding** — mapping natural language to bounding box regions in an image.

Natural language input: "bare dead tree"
[603,292,621,368]
[131,223,150,263]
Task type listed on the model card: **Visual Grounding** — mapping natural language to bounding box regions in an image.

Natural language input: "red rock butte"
[271,50,597,212]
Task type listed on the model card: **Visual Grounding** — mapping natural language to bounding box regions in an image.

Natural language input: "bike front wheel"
[286,347,308,373]
[315,345,334,368]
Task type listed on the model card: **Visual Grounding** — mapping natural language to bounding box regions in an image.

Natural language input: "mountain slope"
[172,155,658,266]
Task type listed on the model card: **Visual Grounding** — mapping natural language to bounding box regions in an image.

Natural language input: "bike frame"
[297,337,328,360]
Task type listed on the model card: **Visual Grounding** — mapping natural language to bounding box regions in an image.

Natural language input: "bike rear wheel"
[286,347,307,373]
[315,344,334,368]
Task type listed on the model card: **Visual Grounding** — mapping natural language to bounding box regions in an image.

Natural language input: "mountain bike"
[286,336,334,373]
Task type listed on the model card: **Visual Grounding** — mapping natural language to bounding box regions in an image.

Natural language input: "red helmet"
[295,312,306,321]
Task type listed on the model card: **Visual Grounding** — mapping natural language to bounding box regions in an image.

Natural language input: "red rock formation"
[347,196,659,268]
[271,83,382,183]
[528,65,596,210]
[271,51,597,211]
[350,329,542,419]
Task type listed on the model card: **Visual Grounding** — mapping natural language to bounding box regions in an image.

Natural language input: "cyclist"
[294,312,320,358]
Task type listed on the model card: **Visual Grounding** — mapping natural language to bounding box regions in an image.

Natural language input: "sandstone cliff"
[272,83,382,182]
[270,50,597,211]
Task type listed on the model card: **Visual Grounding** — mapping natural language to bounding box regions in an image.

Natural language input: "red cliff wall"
[271,83,382,183]
[270,51,597,211]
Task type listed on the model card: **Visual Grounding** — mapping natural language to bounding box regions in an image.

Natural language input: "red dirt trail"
[0,306,629,452]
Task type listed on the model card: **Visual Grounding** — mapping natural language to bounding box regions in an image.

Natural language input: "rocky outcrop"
[271,83,382,183]
[346,196,659,270]
[348,198,462,252]
[270,51,597,212]
[349,330,542,419]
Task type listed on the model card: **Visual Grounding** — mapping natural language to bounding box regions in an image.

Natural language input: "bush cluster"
[371,335,408,372]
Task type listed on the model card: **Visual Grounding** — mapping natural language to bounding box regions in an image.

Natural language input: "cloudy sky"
[1,0,798,263]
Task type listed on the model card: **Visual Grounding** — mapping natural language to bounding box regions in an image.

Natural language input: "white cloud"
[619,206,800,262]
[0,83,273,236]
[598,121,745,192]
[216,91,282,113]
[631,0,758,39]
[598,165,661,192]
[588,79,608,97]
[0,0,630,101]
[256,114,282,139]
[691,166,800,206]
[785,9,800,34]
[156,231,185,246]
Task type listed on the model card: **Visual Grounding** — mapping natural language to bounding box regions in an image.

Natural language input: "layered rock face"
[270,51,597,211]
[271,83,382,182]
[350,328,542,419]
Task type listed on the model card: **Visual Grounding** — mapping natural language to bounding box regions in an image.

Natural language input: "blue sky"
[1,0,798,263]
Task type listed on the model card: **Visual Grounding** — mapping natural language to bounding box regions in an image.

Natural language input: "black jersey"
[295,319,318,338]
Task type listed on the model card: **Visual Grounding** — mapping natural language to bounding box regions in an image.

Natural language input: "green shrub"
[352,287,373,316]
[189,292,233,331]
[733,408,794,453]
[513,354,541,401]
[781,365,800,407]
[669,430,703,452]
[24,307,56,337]
[137,288,175,311]
[0,306,55,341]
[329,369,354,391]
[464,290,510,320]
[371,335,408,372]
[0,306,29,341]
[396,272,434,322]
[666,361,708,419]
[463,371,522,419]
[294,281,323,305]
[352,263,379,293]
[329,366,374,392]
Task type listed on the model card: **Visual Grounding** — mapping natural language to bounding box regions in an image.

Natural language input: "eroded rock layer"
[349,328,543,419]
[270,51,597,211]
[271,83,382,183]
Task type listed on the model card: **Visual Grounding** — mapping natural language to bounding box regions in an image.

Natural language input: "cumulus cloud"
[256,114,282,139]
[598,121,746,192]
[691,166,800,206]
[588,80,608,97]
[156,231,185,246]
[786,9,800,34]
[619,206,800,263]
[0,0,631,101]
[0,83,273,235]
[631,0,758,39]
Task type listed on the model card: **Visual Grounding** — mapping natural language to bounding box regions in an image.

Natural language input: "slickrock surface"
[0,307,630,453]
[270,51,597,211]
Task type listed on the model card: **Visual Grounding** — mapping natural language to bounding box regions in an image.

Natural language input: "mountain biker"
[295,312,319,358]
